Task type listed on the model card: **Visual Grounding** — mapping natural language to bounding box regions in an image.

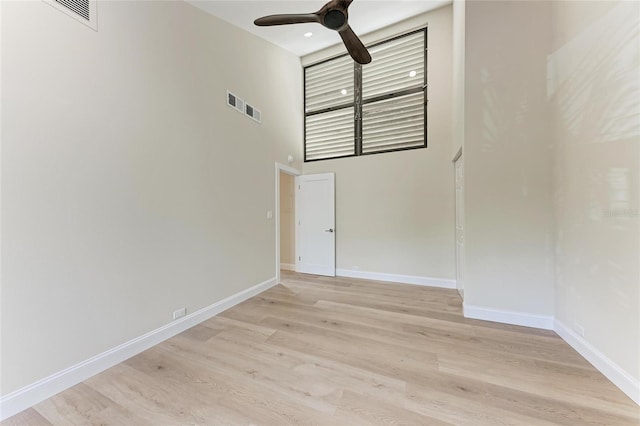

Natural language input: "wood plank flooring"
[4,271,639,425]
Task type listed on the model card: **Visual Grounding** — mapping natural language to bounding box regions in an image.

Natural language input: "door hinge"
[298,256,301,261]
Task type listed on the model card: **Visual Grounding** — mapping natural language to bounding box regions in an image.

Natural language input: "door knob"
[325,228,334,233]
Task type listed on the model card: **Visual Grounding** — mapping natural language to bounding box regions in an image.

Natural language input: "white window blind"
[363,31,425,100]
[306,108,355,160]
[362,92,425,153]
[304,28,426,161]
[305,55,354,112]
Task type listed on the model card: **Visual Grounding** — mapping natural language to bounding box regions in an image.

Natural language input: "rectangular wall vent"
[227,91,245,114]
[56,0,90,20]
[245,103,262,123]
[227,90,261,124]
[44,0,97,30]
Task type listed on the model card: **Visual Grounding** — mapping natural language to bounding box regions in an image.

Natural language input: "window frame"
[303,27,428,162]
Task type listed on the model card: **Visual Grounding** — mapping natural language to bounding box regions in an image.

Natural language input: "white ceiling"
[186,1,450,57]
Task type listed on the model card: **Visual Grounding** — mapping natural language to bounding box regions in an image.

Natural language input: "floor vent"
[44,0,98,30]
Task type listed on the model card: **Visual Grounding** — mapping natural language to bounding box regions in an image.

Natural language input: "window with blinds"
[304,28,426,162]
[305,55,355,160]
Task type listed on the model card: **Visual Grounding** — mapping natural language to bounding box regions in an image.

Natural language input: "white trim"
[554,319,640,405]
[336,268,456,289]
[463,303,554,330]
[0,277,278,421]
[280,263,295,271]
[275,162,300,177]
[275,163,301,285]
[460,305,638,405]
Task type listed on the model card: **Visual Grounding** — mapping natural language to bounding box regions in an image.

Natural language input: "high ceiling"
[186,1,450,57]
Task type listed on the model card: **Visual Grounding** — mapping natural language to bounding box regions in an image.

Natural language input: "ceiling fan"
[254,0,372,65]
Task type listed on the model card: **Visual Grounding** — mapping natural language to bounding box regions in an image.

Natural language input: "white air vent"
[227,91,245,114]
[44,0,98,31]
[227,91,261,124]
[245,103,262,123]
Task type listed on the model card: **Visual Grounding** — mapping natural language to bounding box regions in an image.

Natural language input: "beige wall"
[463,0,555,316]
[462,0,639,396]
[302,5,456,280]
[279,172,295,266]
[551,1,640,383]
[0,0,302,395]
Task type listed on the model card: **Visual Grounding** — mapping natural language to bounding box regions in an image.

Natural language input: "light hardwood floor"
[4,271,640,425]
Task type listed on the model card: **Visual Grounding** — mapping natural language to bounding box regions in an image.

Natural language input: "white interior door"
[455,155,465,298]
[296,173,335,276]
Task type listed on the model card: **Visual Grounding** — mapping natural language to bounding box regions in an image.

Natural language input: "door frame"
[275,162,301,284]
[453,147,464,299]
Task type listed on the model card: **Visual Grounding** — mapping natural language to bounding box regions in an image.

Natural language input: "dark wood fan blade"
[254,14,320,26]
[338,25,371,64]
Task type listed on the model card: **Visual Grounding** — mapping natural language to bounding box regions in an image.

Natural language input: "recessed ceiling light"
[341,89,348,95]
[304,32,313,37]
[409,70,417,78]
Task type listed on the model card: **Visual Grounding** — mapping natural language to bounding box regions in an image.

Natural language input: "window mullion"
[354,63,363,156]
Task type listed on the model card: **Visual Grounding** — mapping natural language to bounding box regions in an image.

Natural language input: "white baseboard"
[554,319,639,405]
[463,303,554,330]
[336,268,456,289]
[280,263,295,271]
[0,277,278,421]
[461,306,638,405]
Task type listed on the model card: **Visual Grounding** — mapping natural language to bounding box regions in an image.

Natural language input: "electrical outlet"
[173,308,186,320]
[573,322,585,337]
[266,210,273,220]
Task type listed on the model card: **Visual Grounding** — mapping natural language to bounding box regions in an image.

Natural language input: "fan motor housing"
[323,9,346,30]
